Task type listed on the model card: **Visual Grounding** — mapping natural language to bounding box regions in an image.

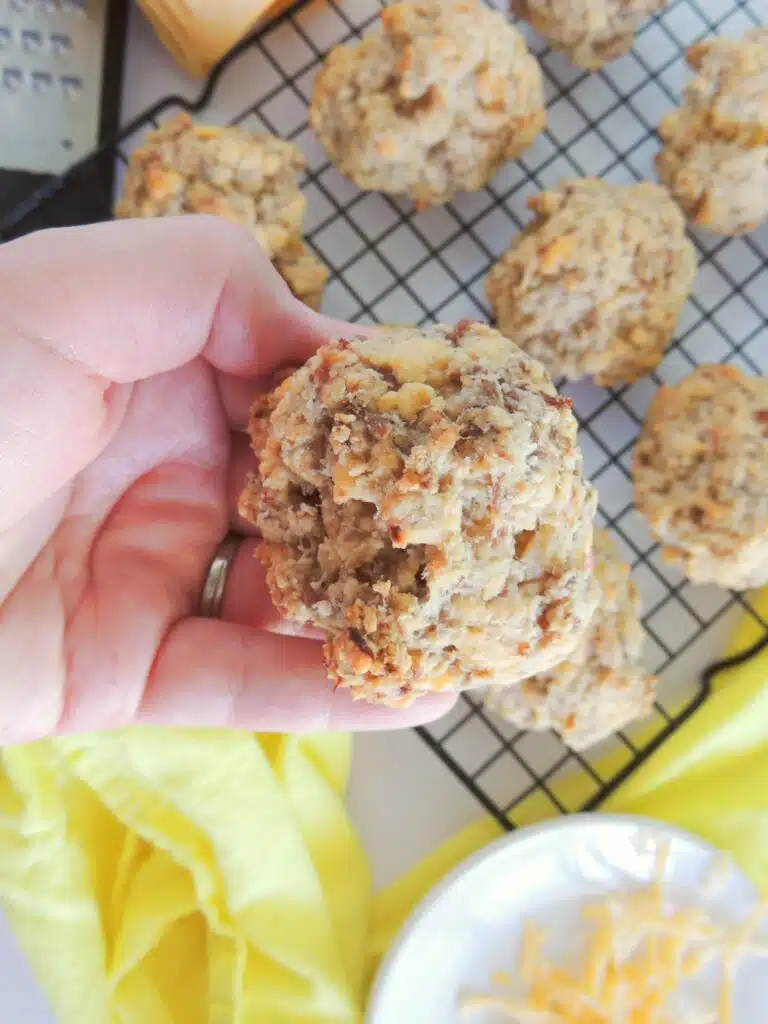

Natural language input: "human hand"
[0,216,456,743]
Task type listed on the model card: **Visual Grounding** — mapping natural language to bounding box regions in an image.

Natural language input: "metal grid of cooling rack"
[2,0,768,830]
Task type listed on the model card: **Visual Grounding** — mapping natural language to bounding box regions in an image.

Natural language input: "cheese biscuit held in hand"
[635,365,768,590]
[485,530,657,750]
[309,0,545,207]
[240,323,598,706]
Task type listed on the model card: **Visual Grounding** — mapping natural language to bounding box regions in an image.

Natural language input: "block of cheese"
[137,0,296,78]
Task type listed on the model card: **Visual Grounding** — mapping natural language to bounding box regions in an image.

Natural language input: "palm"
[6,359,230,739]
[0,217,454,740]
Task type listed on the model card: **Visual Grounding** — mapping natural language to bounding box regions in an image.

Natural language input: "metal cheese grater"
[0,0,126,228]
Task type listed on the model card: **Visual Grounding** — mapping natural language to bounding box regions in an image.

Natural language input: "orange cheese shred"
[460,847,768,1023]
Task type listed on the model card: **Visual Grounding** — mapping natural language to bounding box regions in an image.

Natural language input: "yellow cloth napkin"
[0,593,766,1022]
[0,731,370,1023]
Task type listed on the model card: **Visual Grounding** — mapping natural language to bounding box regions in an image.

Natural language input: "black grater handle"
[0,169,49,218]
[0,0,127,240]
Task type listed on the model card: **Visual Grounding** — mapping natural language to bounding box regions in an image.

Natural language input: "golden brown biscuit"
[634,364,768,589]
[487,179,696,387]
[240,323,598,705]
[485,530,657,749]
[512,0,666,70]
[657,30,768,235]
[309,0,545,207]
[273,238,329,311]
[116,113,328,308]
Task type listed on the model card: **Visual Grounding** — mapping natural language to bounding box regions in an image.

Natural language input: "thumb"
[0,216,332,530]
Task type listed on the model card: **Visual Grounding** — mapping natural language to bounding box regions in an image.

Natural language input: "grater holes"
[20,30,42,55]
[60,73,82,99]
[2,66,22,92]
[31,69,52,93]
[0,0,109,177]
[50,32,72,57]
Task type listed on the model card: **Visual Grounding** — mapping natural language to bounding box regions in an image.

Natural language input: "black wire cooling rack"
[3,0,768,832]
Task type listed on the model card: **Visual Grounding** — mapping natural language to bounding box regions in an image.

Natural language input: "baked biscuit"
[116,113,329,306]
[273,238,328,311]
[485,530,657,750]
[512,0,666,70]
[634,364,768,589]
[241,323,598,705]
[657,30,768,235]
[310,0,545,207]
[487,179,696,387]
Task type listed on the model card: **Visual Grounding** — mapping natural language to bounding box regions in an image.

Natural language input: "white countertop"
[0,7,485,1018]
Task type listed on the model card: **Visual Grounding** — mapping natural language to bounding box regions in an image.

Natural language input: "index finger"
[138,617,457,733]
[0,215,339,382]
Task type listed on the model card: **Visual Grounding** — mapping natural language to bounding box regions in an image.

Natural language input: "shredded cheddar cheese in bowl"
[460,849,768,1023]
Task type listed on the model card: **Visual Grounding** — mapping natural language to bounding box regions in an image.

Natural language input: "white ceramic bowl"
[367,814,768,1023]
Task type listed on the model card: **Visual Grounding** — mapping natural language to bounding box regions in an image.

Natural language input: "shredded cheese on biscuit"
[460,848,767,1023]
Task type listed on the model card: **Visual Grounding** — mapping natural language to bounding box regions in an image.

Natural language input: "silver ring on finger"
[198,533,243,619]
